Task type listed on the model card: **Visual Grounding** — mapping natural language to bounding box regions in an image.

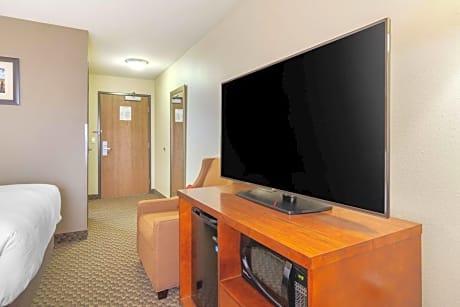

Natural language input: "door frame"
[97,91,152,197]
[170,85,187,196]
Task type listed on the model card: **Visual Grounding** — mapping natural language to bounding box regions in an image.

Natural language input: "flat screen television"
[221,18,390,217]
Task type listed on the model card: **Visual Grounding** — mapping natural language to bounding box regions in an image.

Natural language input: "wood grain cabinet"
[178,184,422,307]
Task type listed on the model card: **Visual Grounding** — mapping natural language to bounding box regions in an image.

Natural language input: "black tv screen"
[221,19,389,216]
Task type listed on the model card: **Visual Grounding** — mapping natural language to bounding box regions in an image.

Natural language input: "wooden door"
[170,85,187,196]
[99,93,150,198]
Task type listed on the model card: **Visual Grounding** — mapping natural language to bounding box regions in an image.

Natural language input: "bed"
[0,184,61,307]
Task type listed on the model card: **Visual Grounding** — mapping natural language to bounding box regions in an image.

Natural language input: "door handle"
[102,141,112,156]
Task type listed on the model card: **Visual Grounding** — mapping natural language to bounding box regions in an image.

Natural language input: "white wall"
[88,74,155,195]
[154,0,460,305]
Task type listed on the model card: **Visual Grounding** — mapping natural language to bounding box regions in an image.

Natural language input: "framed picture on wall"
[0,56,20,105]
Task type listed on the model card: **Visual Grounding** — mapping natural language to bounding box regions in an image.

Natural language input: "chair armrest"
[138,196,179,218]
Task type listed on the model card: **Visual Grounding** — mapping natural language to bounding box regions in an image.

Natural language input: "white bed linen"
[0,184,61,306]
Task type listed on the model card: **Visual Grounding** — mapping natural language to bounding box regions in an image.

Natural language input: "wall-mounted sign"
[120,106,132,121]
[175,108,184,122]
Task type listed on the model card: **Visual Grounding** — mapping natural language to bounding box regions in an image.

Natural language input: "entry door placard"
[120,106,132,121]
[175,108,184,122]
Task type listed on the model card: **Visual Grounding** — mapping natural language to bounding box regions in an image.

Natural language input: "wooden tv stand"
[178,184,421,306]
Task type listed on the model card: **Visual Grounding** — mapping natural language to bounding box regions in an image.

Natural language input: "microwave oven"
[240,235,308,307]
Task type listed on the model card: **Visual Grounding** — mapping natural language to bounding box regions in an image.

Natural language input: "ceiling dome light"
[125,58,149,70]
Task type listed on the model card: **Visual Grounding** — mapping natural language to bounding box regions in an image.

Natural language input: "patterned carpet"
[32,194,180,306]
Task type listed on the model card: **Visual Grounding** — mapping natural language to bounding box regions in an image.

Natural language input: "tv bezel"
[220,17,391,218]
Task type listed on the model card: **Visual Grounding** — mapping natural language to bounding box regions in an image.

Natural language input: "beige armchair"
[137,157,231,299]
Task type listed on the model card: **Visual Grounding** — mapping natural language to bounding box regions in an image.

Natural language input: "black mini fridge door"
[191,207,218,307]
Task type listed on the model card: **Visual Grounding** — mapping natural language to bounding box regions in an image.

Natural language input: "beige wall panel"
[0,16,88,234]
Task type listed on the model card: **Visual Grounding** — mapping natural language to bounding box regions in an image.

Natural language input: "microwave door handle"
[282,261,292,286]
[241,257,282,307]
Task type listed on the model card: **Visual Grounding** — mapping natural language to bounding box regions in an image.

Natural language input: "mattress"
[0,184,61,306]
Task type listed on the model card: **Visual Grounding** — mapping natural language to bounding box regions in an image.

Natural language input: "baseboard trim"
[150,189,166,198]
[89,192,162,200]
[88,194,100,200]
[54,230,88,246]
